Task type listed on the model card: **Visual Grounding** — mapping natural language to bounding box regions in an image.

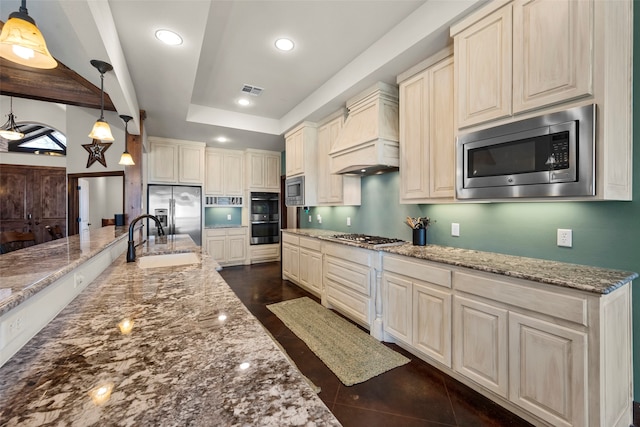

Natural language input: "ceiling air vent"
[241,84,264,96]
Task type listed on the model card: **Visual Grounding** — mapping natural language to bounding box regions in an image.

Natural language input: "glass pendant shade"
[0,98,24,140]
[88,119,114,142]
[0,6,57,69]
[118,114,134,165]
[119,151,134,166]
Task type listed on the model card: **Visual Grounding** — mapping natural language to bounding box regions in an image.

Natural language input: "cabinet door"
[224,153,244,195]
[205,150,224,195]
[413,282,451,367]
[512,0,593,114]
[264,154,281,191]
[299,248,322,294]
[179,145,204,184]
[247,152,265,189]
[282,243,299,281]
[428,57,455,198]
[399,71,430,202]
[317,117,345,204]
[455,4,512,128]
[149,142,178,183]
[285,130,303,177]
[453,296,508,398]
[206,236,225,261]
[508,312,587,427]
[382,272,412,344]
[227,234,246,263]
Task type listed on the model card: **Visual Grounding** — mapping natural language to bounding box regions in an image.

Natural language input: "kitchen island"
[0,228,340,426]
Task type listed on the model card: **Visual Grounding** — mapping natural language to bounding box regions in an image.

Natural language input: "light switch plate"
[451,223,460,237]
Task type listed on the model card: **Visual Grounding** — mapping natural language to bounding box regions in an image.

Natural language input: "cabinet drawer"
[325,284,371,327]
[323,242,373,267]
[226,228,246,236]
[325,255,371,296]
[206,229,226,237]
[384,255,452,288]
[299,236,322,251]
[282,233,299,245]
[455,271,587,326]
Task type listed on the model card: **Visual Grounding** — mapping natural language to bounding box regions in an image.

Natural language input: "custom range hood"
[329,82,399,175]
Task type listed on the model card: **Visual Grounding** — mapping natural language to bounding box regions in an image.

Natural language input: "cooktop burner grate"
[331,233,407,248]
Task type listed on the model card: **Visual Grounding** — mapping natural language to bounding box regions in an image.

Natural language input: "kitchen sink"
[137,252,200,269]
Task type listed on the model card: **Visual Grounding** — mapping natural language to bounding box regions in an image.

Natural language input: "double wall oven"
[249,192,280,245]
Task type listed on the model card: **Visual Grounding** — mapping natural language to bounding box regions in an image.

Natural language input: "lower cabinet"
[282,233,322,297]
[205,228,247,266]
[382,253,632,427]
[249,244,280,264]
[323,242,377,329]
[382,254,452,367]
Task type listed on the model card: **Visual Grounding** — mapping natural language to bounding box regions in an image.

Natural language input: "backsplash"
[205,207,242,227]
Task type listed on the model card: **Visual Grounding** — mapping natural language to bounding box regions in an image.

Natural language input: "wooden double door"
[0,164,66,244]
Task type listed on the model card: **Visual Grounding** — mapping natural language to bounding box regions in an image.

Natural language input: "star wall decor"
[82,139,113,168]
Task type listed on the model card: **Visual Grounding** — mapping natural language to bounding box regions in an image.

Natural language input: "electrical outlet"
[227,214,232,221]
[557,229,573,247]
[451,223,460,237]
[347,217,351,226]
[308,215,312,223]
[317,215,322,224]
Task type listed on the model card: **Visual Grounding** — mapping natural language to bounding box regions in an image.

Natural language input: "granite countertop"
[0,229,340,426]
[282,228,638,294]
[0,226,129,317]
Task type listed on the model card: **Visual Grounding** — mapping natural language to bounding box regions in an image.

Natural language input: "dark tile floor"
[220,262,535,427]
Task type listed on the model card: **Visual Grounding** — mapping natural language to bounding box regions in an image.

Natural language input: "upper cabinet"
[453,4,512,128]
[452,0,593,128]
[398,48,455,203]
[285,122,317,179]
[205,148,244,196]
[245,149,281,192]
[316,110,361,206]
[450,0,633,200]
[148,137,205,184]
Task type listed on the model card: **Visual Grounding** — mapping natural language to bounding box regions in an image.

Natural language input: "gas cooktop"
[331,233,407,248]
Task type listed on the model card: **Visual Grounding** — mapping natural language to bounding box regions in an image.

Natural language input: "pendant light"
[88,59,114,142]
[0,0,57,69]
[0,97,24,140]
[118,114,134,166]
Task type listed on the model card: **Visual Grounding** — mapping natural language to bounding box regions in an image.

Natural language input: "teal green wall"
[301,8,640,400]
[204,207,242,227]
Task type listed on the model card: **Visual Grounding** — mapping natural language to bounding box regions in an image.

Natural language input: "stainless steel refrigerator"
[147,185,202,246]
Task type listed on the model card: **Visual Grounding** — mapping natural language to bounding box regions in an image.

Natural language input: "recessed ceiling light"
[237,98,251,106]
[155,29,183,46]
[275,38,294,51]
[216,136,229,143]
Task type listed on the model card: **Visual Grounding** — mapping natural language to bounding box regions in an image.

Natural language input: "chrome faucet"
[127,214,165,262]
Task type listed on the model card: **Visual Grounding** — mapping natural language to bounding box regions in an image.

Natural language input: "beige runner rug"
[267,297,410,386]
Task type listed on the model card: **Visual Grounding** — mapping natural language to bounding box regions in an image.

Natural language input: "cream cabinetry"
[398,49,455,203]
[323,242,377,329]
[453,270,631,427]
[249,244,280,264]
[298,237,323,295]
[285,122,317,179]
[281,232,300,283]
[204,148,243,196]
[451,0,592,128]
[204,228,247,266]
[382,255,452,367]
[148,137,205,184]
[450,0,633,200]
[282,233,322,296]
[245,149,281,192]
[316,112,361,206]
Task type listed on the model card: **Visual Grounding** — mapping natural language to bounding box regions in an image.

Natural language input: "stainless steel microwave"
[285,175,305,206]
[456,104,595,199]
